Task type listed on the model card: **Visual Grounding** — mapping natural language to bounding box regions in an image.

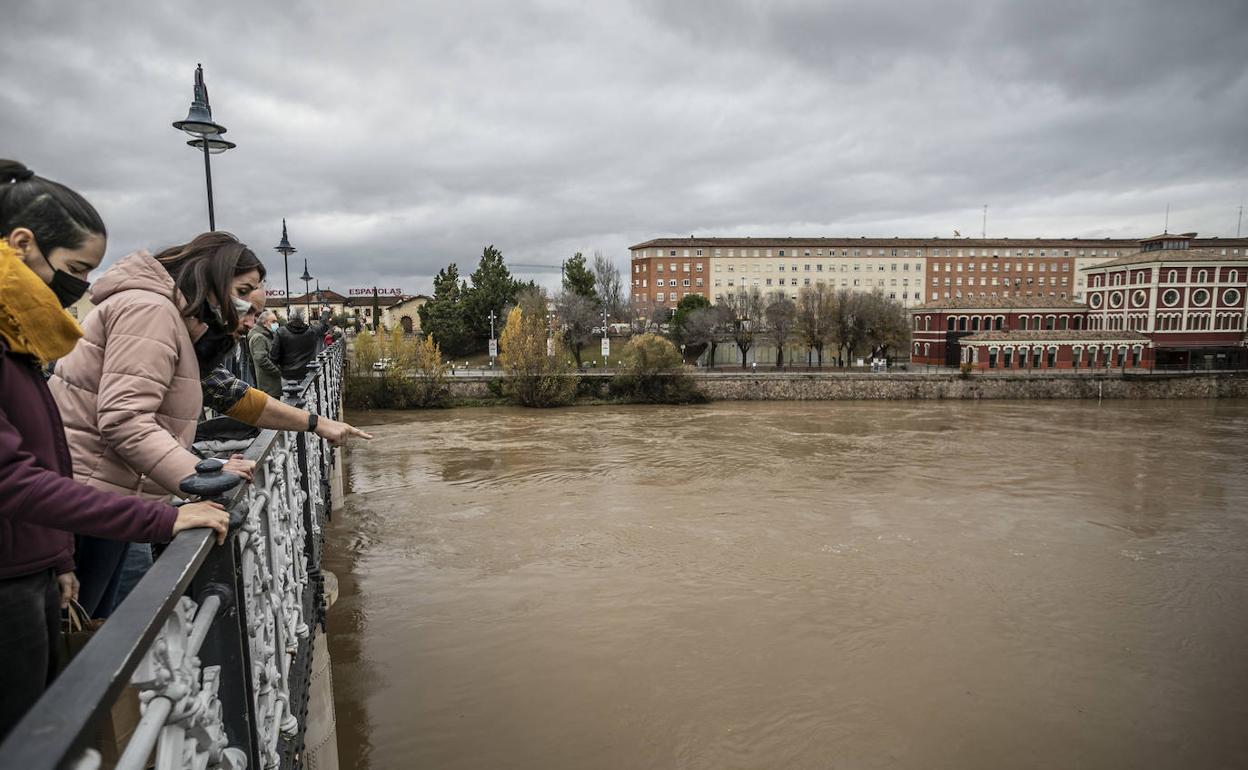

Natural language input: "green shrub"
[609,334,706,404]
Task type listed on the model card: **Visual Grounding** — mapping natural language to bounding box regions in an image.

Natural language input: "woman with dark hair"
[48,231,263,615]
[0,160,229,739]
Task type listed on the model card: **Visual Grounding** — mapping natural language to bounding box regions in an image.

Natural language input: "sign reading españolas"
[264,288,405,298]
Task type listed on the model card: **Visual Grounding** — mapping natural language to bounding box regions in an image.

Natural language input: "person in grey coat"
[247,310,284,397]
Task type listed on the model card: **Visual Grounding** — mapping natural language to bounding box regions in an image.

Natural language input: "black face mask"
[193,303,238,372]
[42,253,90,308]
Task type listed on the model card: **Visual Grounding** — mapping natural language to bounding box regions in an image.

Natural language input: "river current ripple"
[324,400,1248,770]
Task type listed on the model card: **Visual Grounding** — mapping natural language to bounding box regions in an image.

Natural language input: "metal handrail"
[0,340,345,770]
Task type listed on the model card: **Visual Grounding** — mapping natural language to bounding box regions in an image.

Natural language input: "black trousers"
[0,569,60,743]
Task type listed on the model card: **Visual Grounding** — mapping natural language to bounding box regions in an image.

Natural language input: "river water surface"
[324,401,1248,769]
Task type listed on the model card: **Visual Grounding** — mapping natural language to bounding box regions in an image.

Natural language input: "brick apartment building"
[629,236,1248,312]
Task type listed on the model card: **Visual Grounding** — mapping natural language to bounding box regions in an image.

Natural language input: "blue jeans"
[76,540,154,619]
[74,535,128,618]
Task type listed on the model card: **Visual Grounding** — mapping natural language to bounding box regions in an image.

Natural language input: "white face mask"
[230,294,252,315]
[268,321,279,333]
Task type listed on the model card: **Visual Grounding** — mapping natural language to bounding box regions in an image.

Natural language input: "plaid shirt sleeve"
[201,365,250,415]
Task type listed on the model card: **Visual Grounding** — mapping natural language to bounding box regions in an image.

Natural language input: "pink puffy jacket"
[49,251,204,500]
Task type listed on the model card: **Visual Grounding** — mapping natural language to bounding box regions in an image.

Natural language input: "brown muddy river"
[324,401,1248,770]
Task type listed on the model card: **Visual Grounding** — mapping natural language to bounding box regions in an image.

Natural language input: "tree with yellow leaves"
[499,289,576,407]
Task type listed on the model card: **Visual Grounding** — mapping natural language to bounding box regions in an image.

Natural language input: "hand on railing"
[222,453,255,482]
[179,458,244,498]
[173,501,230,545]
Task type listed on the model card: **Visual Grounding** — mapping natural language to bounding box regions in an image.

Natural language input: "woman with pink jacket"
[0,160,229,740]
[49,232,263,615]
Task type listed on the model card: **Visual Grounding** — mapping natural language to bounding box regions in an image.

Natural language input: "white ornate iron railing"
[0,340,345,770]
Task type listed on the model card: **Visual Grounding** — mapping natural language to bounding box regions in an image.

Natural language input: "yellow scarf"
[0,241,84,363]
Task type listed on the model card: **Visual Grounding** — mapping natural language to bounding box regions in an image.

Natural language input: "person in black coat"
[270,308,329,381]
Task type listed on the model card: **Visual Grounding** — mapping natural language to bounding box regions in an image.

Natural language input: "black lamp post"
[274,219,296,321]
[299,259,314,319]
[172,64,234,231]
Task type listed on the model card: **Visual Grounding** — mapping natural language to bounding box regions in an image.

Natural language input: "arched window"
[1018,316,1028,330]
[996,315,1005,330]
[1073,315,1082,330]
[947,316,956,331]
[1003,348,1014,368]
[1046,346,1057,368]
[958,316,967,331]
[1198,270,1208,283]
[1113,273,1123,286]
[1230,270,1239,284]
[924,316,931,331]
[923,343,930,356]
[971,316,980,332]
[1044,315,1055,331]
[914,341,921,354]
[1168,270,1178,283]
[1058,315,1068,330]
[1072,346,1083,368]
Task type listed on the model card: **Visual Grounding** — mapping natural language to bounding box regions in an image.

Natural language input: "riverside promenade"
[0,343,348,770]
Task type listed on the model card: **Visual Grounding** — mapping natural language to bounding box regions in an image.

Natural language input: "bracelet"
[307,413,319,433]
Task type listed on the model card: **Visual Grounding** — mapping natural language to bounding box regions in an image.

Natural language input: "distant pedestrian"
[270,308,328,382]
[247,310,284,397]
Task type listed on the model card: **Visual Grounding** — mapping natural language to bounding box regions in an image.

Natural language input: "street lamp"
[274,219,296,321]
[172,64,234,231]
[299,259,314,319]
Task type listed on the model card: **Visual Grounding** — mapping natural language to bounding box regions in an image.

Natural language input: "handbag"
[60,600,145,769]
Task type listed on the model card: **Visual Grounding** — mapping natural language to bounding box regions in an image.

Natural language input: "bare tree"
[556,290,598,369]
[592,251,627,322]
[832,289,865,367]
[795,284,836,367]
[860,291,911,364]
[721,287,766,368]
[764,291,797,368]
[681,305,729,369]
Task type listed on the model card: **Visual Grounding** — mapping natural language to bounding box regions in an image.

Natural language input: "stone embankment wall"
[438,372,1248,402]
[689,372,1248,400]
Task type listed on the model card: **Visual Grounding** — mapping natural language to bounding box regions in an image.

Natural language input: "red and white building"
[908,296,1090,367]
[958,330,1154,371]
[909,233,1248,370]
[1082,233,1248,369]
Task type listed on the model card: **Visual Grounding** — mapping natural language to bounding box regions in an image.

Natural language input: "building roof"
[908,295,1087,312]
[1082,247,1248,270]
[962,330,1150,343]
[629,236,1248,251]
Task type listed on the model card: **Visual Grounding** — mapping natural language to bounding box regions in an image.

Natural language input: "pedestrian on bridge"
[0,160,229,742]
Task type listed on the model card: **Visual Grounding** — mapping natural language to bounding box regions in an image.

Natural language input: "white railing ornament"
[123,597,247,770]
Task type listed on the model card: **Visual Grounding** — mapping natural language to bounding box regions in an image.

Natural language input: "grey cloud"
[2,0,1245,297]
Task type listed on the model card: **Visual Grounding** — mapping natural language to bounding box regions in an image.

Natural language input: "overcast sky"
[4,0,1246,295]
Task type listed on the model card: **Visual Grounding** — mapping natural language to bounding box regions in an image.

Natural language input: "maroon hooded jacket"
[0,339,176,580]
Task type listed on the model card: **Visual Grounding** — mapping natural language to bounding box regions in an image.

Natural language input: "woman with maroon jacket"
[0,160,229,741]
